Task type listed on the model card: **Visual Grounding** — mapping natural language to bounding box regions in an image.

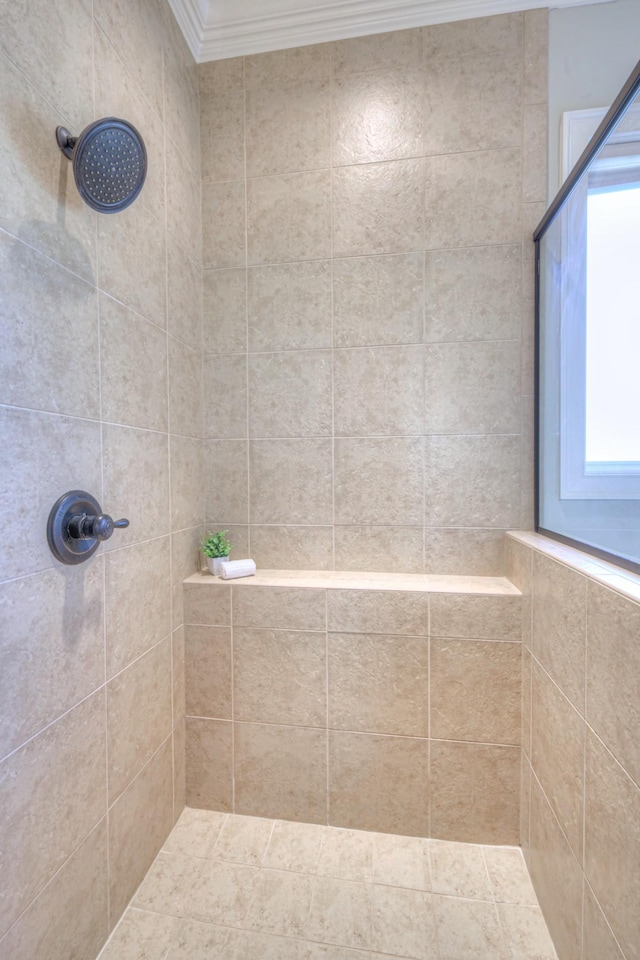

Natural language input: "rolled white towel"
[219,558,257,580]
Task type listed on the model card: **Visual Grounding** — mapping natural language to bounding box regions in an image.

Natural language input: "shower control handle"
[47,490,130,565]
[68,512,129,542]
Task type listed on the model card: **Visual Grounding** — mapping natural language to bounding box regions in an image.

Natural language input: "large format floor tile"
[98,809,556,959]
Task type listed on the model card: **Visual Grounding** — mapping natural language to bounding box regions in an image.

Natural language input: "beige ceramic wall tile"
[203,268,247,355]
[425,149,521,249]
[522,202,546,301]
[328,589,428,636]
[185,718,233,811]
[0,562,104,761]
[583,883,626,960]
[184,581,231,625]
[172,527,205,630]
[0,820,108,960]
[100,294,168,431]
[0,691,106,939]
[522,646,532,758]
[246,75,330,177]
[0,50,96,282]
[108,738,174,926]
[199,58,245,183]
[0,233,99,418]
[332,253,424,348]
[424,52,521,155]
[170,436,205,532]
[334,345,424,437]
[248,260,332,353]
[333,158,425,258]
[585,730,640,960]
[523,103,548,204]
[532,553,586,709]
[329,632,428,736]
[430,639,521,744]
[232,584,326,631]
[164,30,201,179]
[430,740,520,844]
[0,408,101,579]
[424,245,521,344]
[235,722,327,823]
[334,525,425,574]
[250,525,334,570]
[173,627,186,734]
[204,439,248,524]
[93,23,165,221]
[586,581,640,786]
[234,628,327,726]
[332,28,423,74]
[0,0,93,131]
[334,437,424,525]
[102,423,170,549]
[107,637,173,803]
[332,66,424,165]
[246,43,330,87]
[520,754,532,860]
[423,528,506,577]
[425,434,520,528]
[429,593,522,641]
[203,354,247,439]
[185,625,232,719]
[98,203,166,327]
[250,439,333,524]
[247,171,331,265]
[249,351,332,437]
[202,180,246,270]
[329,731,429,836]
[169,337,203,439]
[94,0,164,120]
[167,146,202,265]
[505,538,532,645]
[105,536,172,678]
[524,9,548,105]
[531,661,585,863]
[424,340,521,436]
[168,240,202,351]
[529,778,583,960]
[424,13,522,60]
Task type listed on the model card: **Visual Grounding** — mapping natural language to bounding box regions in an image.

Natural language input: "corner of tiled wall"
[199,8,548,579]
[507,533,639,960]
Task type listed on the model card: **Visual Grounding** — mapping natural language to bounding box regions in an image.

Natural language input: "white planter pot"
[206,556,229,576]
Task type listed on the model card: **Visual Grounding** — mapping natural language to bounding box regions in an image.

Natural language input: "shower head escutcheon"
[56,117,147,213]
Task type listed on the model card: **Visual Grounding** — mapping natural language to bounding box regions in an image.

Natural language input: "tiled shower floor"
[98,809,557,959]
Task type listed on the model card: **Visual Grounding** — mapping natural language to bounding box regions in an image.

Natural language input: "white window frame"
[558,106,640,500]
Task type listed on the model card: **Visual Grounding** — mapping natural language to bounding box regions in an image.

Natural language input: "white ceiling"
[168,0,616,63]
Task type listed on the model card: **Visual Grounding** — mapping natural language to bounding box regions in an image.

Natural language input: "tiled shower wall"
[200,10,548,576]
[183,575,523,844]
[508,534,640,960]
[0,0,202,956]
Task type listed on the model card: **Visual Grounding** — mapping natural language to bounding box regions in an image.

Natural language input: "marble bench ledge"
[183,569,521,596]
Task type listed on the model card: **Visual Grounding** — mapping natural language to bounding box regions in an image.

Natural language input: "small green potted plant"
[201,529,231,576]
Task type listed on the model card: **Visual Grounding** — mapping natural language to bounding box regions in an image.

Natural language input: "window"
[535,64,640,572]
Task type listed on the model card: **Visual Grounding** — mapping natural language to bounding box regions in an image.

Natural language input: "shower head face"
[64,118,147,213]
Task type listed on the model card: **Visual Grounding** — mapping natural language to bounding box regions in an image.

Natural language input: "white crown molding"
[168,0,618,63]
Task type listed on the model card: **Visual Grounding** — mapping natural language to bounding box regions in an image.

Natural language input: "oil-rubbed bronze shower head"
[56,117,147,214]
